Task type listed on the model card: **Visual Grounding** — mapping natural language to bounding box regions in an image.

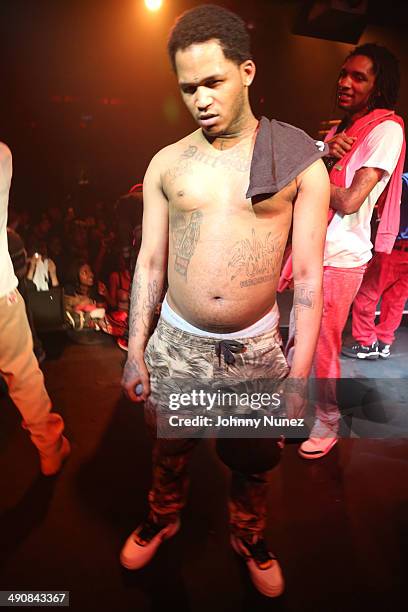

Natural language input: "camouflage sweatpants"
[144,317,290,538]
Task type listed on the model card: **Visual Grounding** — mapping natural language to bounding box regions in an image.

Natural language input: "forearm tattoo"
[128,263,142,340]
[293,283,315,340]
[282,377,308,395]
[142,280,160,329]
[128,263,161,340]
[294,284,315,308]
[331,168,379,213]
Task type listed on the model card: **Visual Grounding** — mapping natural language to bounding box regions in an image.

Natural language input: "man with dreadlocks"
[298,43,405,460]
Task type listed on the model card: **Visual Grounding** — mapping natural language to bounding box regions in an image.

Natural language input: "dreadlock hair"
[167,4,252,72]
[348,43,400,110]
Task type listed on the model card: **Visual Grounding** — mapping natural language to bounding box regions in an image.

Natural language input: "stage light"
[145,0,162,12]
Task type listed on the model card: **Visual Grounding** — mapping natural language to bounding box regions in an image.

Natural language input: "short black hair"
[348,43,400,110]
[167,4,252,71]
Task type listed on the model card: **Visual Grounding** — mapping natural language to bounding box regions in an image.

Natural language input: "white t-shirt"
[0,143,18,298]
[324,121,403,268]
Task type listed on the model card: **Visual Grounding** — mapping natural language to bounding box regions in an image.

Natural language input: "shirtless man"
[121,4,329,597]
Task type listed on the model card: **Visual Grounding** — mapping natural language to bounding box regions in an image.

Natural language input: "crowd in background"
[6,187,143,358]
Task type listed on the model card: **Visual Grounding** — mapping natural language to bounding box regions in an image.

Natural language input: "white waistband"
[161,295,279,339]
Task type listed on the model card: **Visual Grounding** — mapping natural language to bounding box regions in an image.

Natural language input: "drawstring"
[215,340,245,366]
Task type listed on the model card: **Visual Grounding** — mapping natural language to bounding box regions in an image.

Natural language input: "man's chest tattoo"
[169,144,251,180]
[167,157,194,184]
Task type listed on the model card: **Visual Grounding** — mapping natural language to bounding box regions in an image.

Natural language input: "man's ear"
[241,60,256,87]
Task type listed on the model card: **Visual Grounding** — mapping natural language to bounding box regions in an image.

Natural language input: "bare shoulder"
[296,158,329,190]
[147,130,201,175]
[293,159,330,222]
[146,130,201,186]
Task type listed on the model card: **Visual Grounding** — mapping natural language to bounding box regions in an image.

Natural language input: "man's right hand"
[121,353,150,403]
[327,132,356,159]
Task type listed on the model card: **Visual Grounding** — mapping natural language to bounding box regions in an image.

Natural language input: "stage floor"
[0,324,407,611]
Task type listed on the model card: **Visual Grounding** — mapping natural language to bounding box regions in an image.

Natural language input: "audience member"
[26,250,59,290]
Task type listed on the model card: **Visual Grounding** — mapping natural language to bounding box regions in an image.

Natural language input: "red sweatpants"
[352,247,408,345]
[313,265,366,432]
[314,265,367,379]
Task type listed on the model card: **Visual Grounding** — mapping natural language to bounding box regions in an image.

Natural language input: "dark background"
[0,0,407,214]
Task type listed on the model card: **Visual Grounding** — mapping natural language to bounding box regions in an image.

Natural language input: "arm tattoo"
[283,377,308,395]
[142,280,160,329]
[293,283,315,340]
[122,358,141,384]
[294,284,315,308]
[128,264,160,340]
[128,262,143,339]
[170,209,203,278]
[331,168,381,214]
